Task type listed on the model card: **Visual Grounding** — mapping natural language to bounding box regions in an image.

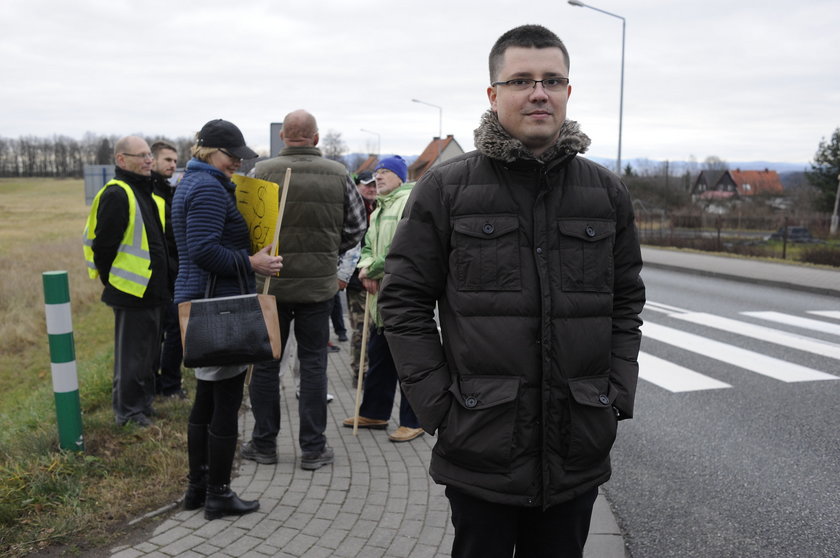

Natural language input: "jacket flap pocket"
[558,219,615,242]
[454,215,519,240]
[568,375,616,408]
[449,375,520,410]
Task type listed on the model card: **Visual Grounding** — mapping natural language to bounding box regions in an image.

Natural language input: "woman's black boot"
[204,484,260,520]
[204,432,259,520]
[183,423,209,510]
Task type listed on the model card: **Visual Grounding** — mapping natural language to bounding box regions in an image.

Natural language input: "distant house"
[691,169,783,202]
[354,154,379,175]
[407,135,464,181]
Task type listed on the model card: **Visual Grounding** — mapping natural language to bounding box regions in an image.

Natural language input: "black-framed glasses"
[491,77,570,91]
[219,148,241,162]
[121,152,153,160]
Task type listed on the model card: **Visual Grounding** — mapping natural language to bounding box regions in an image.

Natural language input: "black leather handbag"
[178,254,280,368]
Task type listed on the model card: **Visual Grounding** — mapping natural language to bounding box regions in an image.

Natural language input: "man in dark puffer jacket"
[379,24,645,558]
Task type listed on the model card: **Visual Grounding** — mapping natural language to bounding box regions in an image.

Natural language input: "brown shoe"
[388,426,425,443]
[342,416,389,429]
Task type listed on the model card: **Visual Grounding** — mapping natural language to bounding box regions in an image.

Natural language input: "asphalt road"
[606,267,840,558]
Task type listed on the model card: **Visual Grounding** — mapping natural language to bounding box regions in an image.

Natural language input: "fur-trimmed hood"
[473,110,591,164]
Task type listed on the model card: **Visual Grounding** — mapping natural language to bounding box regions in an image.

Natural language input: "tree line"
[0,133,194,178]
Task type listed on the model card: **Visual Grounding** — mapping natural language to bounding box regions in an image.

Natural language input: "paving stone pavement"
[108,332,624,558]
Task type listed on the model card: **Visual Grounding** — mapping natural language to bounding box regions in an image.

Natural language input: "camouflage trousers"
[346,287,369,379]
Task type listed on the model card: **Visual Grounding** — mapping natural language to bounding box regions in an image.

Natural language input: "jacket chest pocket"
[452,214,521,291]
[557,219,615,292]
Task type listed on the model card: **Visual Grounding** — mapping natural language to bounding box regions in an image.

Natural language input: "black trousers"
[445,485,599,558]
[155,301,183,395]
[112,305,164,424]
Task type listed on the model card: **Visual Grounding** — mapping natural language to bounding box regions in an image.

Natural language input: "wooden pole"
[247,167,292,386]
[352,291,372,435]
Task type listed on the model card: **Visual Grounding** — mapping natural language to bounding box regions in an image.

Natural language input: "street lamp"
[568,0,625,175]
[412,98,445,166]
[360,128,380,156]
[411,98,443,141]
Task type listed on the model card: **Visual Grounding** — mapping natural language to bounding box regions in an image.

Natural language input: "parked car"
[767,226,821,243]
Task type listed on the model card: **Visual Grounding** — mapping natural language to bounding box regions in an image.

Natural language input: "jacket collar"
[185,158,236,191]
[473,110,591,165]
[114,166,153,193]
[279,145,322,157]
[376,182,413,207]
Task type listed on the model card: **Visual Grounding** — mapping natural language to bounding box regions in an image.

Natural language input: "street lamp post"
[411,98,444,163]
[831,172,840,235]
[568,0,625,176]
[360,128,381,156]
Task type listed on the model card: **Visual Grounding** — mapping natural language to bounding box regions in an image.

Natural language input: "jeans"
[358,327,419,429]
[249,298,331,453]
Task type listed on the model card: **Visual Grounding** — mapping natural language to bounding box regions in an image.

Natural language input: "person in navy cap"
[173,119,282,520]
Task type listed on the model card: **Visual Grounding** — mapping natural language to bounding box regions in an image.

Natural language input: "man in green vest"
[241,110,367,470]
[83,135,171,428]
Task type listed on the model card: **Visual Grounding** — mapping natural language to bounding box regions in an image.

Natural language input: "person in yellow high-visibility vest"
[83,135,171,428]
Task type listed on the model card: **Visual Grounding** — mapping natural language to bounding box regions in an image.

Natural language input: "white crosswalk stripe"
[742,311,840,336]
[807,310,840,321]
[642,321,837,385]
[671,312,840,361]
[638,352,731,392]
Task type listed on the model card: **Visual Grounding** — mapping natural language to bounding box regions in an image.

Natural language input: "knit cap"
[375,155,407,183]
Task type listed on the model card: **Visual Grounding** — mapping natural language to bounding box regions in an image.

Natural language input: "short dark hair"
[151,140,177,156]
[489,24,570,82]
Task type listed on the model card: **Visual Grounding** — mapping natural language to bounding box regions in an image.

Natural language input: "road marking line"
[808,311,840,321]
[642,321,838,383]
[742,312,840,337]
[638,352,731,392]
[644,301,690,315]
[671,313,840,361]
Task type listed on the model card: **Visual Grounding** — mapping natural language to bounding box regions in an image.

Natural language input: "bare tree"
[702,155,729,171]
[321,130,348,165]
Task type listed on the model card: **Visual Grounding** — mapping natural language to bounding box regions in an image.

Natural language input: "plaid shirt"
[340,175,367,256]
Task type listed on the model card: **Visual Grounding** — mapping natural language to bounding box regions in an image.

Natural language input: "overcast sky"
[2,0,838,167]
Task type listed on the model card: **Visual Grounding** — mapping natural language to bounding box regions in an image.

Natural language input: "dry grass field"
[0,178,190,557]
[0,178,101,373]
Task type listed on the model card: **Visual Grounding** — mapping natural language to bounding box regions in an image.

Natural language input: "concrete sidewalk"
[108,336,625,558]
[642,246,840,296]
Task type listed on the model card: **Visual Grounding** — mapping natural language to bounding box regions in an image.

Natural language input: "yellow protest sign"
[232,175,279,255]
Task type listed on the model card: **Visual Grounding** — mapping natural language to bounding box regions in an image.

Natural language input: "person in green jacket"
[342,156,424,442]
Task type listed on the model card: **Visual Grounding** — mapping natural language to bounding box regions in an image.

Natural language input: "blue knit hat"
[375,155,407,183]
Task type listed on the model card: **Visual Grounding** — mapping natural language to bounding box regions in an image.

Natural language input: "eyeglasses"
[219,148,241,162]
[121,152,153,160]
[491,77,570,91]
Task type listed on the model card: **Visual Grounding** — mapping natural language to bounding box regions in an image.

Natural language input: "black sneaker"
[337,332,348,342]
[327,342,340,353]
[240,440,278,464]
[300,446,334,470]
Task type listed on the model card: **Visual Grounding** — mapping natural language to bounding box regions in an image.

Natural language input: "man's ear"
[313,133,319,146]
[487,85,498,112]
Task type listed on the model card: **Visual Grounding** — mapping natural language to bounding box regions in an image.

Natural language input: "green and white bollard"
[42,271,84,451]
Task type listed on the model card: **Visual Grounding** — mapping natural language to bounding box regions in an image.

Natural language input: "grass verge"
[0,178,192,557]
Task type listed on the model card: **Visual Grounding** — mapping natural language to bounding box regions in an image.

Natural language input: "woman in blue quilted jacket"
[172,119,282,520]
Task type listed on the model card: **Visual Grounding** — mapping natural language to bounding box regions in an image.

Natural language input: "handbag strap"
[203,252,248,298]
